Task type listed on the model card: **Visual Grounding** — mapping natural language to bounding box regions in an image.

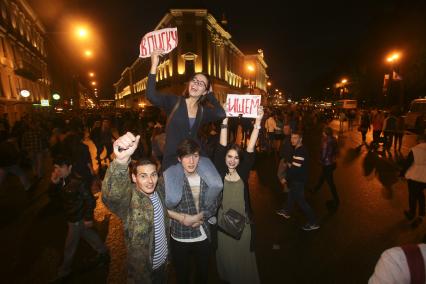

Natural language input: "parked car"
[405,98,426,133]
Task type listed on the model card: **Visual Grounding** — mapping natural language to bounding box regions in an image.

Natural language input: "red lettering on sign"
[165,32,172,50]
[140,38,147,57]
[160,32,166,50]
[146,35,153,55]
[155,33,163,49]
[171,30,178,46]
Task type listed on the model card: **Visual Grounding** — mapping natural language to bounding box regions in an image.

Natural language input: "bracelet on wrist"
[254,124,261,129]
[220,124,228,129]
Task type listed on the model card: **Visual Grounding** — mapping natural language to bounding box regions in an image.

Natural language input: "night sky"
[27,0,426,100]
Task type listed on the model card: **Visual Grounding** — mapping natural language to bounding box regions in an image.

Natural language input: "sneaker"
[276,209,290,219]
[301,223,320,231]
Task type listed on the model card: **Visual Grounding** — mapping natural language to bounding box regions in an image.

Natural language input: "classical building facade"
[0,0,50,125]
[114,9,268,110]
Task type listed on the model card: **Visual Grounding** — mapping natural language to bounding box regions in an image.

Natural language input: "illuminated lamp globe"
[20,90,30,97]
[52,93,61,100]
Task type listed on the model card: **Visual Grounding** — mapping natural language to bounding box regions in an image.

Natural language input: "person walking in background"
[395,113,405,152]
[213,107,263,284]
[339,111,346,132]
[49,156,109,283]
[383,110,397,156]
[359,110,371,145]
[265,113,279,154]
[21,119,46,180]
[401,133,426,228]
[0,132,32,191]
[102,132,169,283]
[90,120,102,167]
[277,124,293,193]
[372,111,384,150]
[312,127,339,209]
[348,109,356,131]
[98,119,115,164]
[276,131,320,231]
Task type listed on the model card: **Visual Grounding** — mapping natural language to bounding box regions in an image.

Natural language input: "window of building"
[11,45,17,64]
[0,75,5,97]
[19,16,24,36]
[1,2,7,20]
[10,8,16,29]
[0,37,7,58]
[185,59,195,79]
[186,32,193,43]
[7,75,15,98]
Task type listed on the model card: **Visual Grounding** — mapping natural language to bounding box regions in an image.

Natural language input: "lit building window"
[1,3,7,20]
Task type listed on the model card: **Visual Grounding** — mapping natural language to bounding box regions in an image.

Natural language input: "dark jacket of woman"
[147,74,226,170]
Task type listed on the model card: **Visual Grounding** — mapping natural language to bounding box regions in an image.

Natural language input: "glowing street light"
[84,50,93,58]
[247,64,255,72]
[52,93,61,100]
[267,82,271,87]
[91,81,97,86]
[89,72,95,77]
[341,78,348,84]
[386,52,401,63]
[75,26,89,39]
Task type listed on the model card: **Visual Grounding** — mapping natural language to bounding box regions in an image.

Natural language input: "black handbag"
[218,209,246,240]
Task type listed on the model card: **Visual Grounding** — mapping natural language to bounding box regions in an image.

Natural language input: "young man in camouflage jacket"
[102,132,169,284]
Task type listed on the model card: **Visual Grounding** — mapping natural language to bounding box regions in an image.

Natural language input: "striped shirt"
[286,145,309,183]
[150,191,168,270]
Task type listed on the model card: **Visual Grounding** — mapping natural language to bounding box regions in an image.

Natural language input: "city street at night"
[1,0,426,283]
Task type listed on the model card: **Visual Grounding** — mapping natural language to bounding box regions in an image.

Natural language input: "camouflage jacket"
[102,161,169,283]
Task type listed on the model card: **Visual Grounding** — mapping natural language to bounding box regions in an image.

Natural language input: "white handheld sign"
[139,27,178,58]
[226,94,261,118]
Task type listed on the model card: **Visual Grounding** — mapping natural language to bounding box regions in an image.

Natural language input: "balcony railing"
[14,58,43,81]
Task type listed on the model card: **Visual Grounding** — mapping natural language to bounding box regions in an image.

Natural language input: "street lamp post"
[247,64,255,94]
[385,52,402,106]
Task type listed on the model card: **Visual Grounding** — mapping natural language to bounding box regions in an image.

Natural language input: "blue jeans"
[286,181,317,225]
[58,221,107,277]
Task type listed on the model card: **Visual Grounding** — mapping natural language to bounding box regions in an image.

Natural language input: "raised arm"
[246,107,264,153]
[146,49,176,110]
[219,117,228,147]
[101,132,140,219]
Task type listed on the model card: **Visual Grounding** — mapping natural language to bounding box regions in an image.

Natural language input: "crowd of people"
[1,52,425,283]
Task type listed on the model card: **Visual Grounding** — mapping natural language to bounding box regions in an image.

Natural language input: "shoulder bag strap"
[401,244,426,284]
[166,97,182,130]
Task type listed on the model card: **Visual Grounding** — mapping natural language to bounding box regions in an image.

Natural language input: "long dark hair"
[225,144,244,173]
[182,72,211,107]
